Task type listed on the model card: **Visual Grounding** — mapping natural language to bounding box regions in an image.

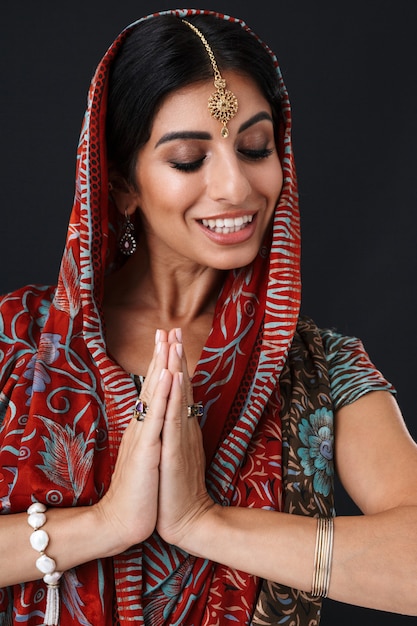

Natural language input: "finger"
[156,328,169,344]
[180,352,194,405]
[163,371,187,437]
[167,340,183,375]
[140,331,169,402]
[167,342,193,405]
[143,366,172,425]
[163,372,203,454]
[147,328,169,380]
[134,367,172,434]
[167,330,194,405]
[168,327,182,345]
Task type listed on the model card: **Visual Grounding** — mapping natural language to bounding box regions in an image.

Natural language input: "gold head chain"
[182,20,238,138]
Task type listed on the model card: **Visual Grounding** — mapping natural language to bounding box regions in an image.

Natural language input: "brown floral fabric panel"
[252,316,335,625]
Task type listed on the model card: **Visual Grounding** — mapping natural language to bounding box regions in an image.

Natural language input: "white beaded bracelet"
[27,502,62,626]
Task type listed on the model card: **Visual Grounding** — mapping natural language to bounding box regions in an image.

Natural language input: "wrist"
[174,501,224,557]
[91,500,134,557]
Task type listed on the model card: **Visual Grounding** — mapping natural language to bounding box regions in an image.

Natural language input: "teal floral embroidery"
[36,406,99,504]
[23,334,62,404]
[36,298,53,328]
[298,408,333,496]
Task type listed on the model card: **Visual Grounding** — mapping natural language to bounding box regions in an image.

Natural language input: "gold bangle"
[311,517,334,598]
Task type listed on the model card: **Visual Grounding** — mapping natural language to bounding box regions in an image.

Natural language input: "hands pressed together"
[97,328,216,555]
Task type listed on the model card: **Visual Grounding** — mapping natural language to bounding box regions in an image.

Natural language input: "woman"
[0,8,416,625]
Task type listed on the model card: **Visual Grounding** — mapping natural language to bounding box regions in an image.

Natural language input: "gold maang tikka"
[182,20,238,138]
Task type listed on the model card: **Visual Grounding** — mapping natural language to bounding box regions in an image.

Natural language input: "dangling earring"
[119,210,137,256]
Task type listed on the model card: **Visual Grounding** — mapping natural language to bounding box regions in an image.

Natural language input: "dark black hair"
[106,13,281,185]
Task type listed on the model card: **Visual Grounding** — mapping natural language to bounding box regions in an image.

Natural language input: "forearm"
[331,507,417,615]
[0,504,125,587]
[179,504,417,616]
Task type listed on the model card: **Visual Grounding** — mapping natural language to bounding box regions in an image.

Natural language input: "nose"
[206,149,251,205]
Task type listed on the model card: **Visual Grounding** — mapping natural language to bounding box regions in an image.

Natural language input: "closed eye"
[170,157,205,172]
[170,147,274,173]
[239,147,274,161]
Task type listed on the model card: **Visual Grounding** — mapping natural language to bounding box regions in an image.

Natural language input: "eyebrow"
[154,111,273,148]
[237,111,273,133]
[155,130,211,147]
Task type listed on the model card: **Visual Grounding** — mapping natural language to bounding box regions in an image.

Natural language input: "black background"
[1,1,416,623]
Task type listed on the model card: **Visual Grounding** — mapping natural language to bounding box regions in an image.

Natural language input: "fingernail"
[159,368,167,381]
[155,329,161,344]
[175,328,182,342]
[156,341,162,354]
[175,343,183,358]
[178,372,184,386]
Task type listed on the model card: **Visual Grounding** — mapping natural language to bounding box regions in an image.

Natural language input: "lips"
[200,214,254,234]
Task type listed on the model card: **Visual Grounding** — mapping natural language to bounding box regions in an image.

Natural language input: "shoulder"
[297,316,395,409]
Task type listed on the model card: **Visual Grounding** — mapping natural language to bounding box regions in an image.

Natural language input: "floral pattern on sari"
[0,8,394,625]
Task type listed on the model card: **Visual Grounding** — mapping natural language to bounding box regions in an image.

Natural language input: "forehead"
[150,71,271,136]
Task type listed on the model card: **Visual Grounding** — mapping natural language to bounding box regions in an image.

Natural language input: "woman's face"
[131,71,283,271]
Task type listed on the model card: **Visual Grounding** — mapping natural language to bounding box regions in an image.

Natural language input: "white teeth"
[201,215,254,233]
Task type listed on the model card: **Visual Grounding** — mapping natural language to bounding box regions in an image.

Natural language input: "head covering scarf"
[0,8,325,625]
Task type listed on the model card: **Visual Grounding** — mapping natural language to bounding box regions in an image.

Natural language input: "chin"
[207,249,260,271]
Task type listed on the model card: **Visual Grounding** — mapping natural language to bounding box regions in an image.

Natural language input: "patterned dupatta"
[0,9,331,626]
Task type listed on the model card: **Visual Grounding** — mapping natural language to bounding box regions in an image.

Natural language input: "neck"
[104,245,225,325]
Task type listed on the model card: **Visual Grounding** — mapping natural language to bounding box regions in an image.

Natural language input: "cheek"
[256,159,284,205]
[271,158,284,200]
[275,167,284,201]
[146,167,202,207]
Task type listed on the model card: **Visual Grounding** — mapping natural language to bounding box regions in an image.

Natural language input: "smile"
[200,215,254,234]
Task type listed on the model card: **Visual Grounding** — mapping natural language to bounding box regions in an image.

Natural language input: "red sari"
[0,8,393,625]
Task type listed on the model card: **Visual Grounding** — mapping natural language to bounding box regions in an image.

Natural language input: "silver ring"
[187,402,203,418]
[133,398,148,421]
